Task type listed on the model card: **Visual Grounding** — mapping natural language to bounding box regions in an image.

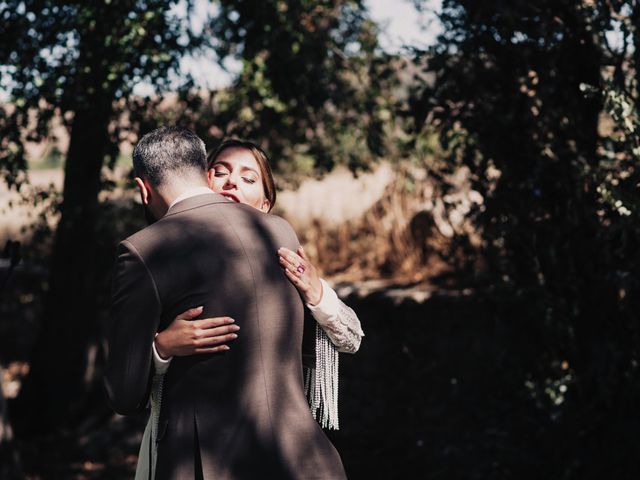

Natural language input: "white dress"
[135,279,364,480]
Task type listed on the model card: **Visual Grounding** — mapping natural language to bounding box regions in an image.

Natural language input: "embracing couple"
[104,127,364,479]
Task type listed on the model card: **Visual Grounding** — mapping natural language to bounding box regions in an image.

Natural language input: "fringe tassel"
[149,373,164,480]
[304,323,340,430]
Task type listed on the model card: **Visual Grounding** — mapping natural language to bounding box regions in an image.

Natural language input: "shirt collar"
[168,186,216,209]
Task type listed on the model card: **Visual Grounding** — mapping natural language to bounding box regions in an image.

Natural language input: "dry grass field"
[0,161,482,284]
[0,169,64,245]
[0,164,392,241]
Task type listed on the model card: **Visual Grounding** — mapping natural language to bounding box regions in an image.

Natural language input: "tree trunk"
[13,99,112,433]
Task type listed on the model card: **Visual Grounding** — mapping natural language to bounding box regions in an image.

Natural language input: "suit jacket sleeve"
[104,240,161,415]
[268,215,316,367]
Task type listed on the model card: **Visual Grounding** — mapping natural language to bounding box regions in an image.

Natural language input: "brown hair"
[207,139,276,212]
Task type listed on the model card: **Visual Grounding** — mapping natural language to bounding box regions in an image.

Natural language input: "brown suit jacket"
[104,193,346,480]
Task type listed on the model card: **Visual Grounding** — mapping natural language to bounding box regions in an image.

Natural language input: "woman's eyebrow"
[213,161,258,175]
[240,165,259,175]
[213,161,231,170]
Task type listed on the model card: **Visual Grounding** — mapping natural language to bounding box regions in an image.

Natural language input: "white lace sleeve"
[152,338,172,374]
[307,278,364,353]
[135,372,164,480]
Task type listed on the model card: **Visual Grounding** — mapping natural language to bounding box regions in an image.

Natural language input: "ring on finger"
[296,265,306,274]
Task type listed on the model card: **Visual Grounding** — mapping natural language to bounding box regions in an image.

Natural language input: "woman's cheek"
[210,180,223,193]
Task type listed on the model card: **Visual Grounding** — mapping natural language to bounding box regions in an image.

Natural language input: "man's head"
[133,126,208,220]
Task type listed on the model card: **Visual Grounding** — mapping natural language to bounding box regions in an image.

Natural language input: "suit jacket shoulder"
[262,213,300,250]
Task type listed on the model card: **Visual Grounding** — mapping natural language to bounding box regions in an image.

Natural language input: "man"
[104,127,346,479]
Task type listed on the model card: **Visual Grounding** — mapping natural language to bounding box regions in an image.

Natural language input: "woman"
[136,139,364,480]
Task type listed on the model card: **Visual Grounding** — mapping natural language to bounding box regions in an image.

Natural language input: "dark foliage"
[336,287,640,480]
[408,0,640,476]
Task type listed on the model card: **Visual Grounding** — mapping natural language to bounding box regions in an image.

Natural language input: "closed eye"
[242,177,256,184]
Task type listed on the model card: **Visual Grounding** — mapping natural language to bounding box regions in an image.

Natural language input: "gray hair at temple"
[133,126,207,187]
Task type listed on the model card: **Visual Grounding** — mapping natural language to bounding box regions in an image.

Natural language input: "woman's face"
[208,147,271,212]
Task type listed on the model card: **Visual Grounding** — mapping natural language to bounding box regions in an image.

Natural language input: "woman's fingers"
[194,345,231,354]
[291,248,322,305]
[278,248,304,268]
[279,254,300,275]
[193,321,239,341]
[279,246,323,304]
[284,266,300,283]
[279,247,316,280]
[193,331,239,348]
[158,313,240,357]
[278,247,296,259]
[175,305,204,320]
[279,253,309,280]
[297,246,309,262]
[192,316,235,329]
[278,250,300,267]
[284,266,309,292]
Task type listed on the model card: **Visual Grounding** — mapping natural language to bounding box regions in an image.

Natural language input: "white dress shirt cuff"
[152,338,172,374]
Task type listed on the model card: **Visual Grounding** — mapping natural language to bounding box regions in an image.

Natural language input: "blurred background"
[1,0,640,478]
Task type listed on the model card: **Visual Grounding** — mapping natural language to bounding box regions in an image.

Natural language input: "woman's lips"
[220,192,240,203]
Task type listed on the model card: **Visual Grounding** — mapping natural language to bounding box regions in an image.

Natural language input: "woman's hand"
[155,306,240,359]
[278,246,323,306]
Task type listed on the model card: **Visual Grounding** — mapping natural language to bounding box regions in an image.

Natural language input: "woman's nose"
[224,175,237,188]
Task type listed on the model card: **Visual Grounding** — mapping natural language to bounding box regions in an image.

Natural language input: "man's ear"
[206,168,215,189]
[134,177,150,205]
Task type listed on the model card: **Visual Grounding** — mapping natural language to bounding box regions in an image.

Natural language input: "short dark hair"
[207,139,277,211]
[133,126,207,186]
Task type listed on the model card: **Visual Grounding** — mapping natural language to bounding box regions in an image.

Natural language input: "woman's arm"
[152,307,240,371]
[278,246,364,353]
[306,279,364,353]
